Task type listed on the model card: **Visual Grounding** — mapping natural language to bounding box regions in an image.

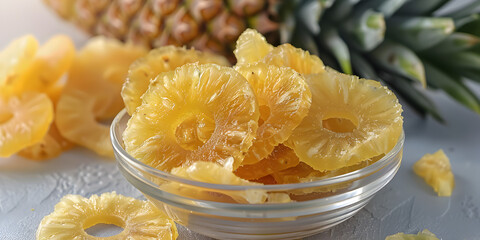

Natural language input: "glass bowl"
[111,109,404,240]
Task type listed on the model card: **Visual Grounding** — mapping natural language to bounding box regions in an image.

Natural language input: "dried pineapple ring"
[234,144,300,180]
[234,28,274,64]
[122,46,229,115]
[36,192,178,240]
[0,35,39,97]
[234,62,311,164]
[22,35,75,92]
[56,37,146,158]
[286,68,403,171]
[18,122,73,161]
[262,44,325,75]
[170,161,267,204]
[123,63,259,171]
[0,92,53,157]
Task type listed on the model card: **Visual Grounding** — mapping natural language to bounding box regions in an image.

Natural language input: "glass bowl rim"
[111,109,404,191]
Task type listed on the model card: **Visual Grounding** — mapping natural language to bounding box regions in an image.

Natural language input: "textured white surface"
[1,1,480,240]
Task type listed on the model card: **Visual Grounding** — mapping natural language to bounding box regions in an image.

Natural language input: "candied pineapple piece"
[234,28,274,64]
[413,149,455,197]
[22,35,75,92]
[286,68,403,171]
[234,63,311,164]
[122,46,229,115]
[235,145,300,180]
[170,161,268,204]
[0,93,53,157]
[0,35,38,97]
[123,63,259,170]
[262,44,325,74]
[36,192,178,240]
[386,229,439,240]
[56,37,146,157]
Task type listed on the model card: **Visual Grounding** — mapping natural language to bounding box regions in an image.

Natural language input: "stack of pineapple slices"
[122,28,404,195]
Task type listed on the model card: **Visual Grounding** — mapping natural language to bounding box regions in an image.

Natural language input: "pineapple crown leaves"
[282,0,480,122]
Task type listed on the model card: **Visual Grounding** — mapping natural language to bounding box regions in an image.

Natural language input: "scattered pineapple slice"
[234,144,300,180]
[262,44,325,75]
[21,35,75,92]
[286,68,403,171]
[18,122,73,161]
[56,37,146,158]
[234,63,311,164]
[0,35,38,97]
[413,149,455,197]
[122,46,229,115]
[123,63,259,171]
[0,92,53,157]
[385,229,439,240]
[36,192,178,240]
[234,28,274,64]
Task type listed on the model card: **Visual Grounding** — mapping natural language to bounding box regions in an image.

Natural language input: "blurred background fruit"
[44,0,480,122]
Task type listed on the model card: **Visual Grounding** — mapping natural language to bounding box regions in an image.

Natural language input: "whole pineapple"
[44,0,480,121]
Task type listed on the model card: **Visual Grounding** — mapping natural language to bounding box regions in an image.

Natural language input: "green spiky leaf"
[397,0,451,15]
[424,61,480,114]
[325,0,360,22]
[370,40,426,87]
[359,0,409,18]
[441,1,480,19]
[425,32,480,54]
[342,9,385,51]
[320,25,352,74]
[387,17,455,51]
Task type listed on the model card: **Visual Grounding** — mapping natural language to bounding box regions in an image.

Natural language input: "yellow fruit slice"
[122,46,229,115]
[262,43,325,74]
[18,122,73,161]
[273,154,385,184]
[413,149,455,197]
[234,62,311,164]
[272,162,330,184]
[0,35,39,97]
[0,92,53,157]
[22,35,75,92]
[123,63,259,170]
[170,161,268,204]
[56,37,146,158]
[36,192,178,240]
[234,28,274,64]
[234,144,300,180]
[286,68,403,171]
[386,229,439,240]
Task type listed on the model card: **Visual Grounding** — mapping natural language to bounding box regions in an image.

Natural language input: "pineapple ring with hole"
[0,92,54,157]
[21,34,75,92]
[0,35,39,98]
[234,144,300,181]
[56,37,146,158]
[36,192,178,240]
[122,45,229,115]
[123,63,259,171]
[234,62,311,164]
[234,28,274,64]
[286,68,403,171]
[262,43,325,75]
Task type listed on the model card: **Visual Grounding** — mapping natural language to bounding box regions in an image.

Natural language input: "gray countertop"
[1,1,480,239]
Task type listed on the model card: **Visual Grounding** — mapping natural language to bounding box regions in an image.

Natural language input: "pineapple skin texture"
[413,149,455,197]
